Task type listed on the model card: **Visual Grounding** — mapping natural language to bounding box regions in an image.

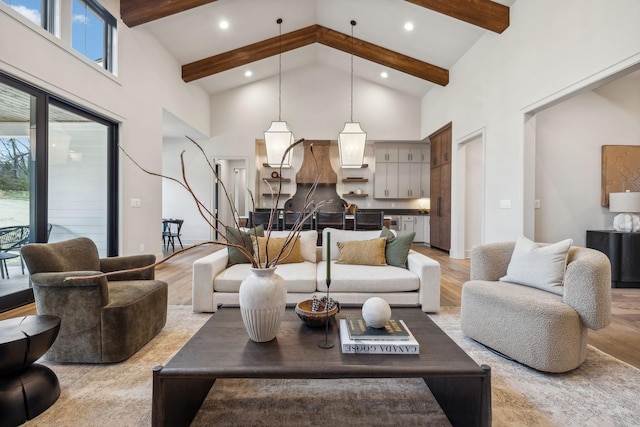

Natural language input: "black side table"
[586,230,640,288]
[0,315,61,426]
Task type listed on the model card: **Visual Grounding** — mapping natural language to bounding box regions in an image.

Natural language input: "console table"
[586,230,640,288]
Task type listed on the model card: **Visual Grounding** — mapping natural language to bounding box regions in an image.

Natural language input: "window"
[2,0,46,27]
[2,0,117,73]
[72,0,115,71]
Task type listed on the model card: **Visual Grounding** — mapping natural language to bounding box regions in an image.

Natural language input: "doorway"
[461,132,485,258]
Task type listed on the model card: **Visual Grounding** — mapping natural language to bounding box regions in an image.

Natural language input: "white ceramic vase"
[238,267,287,342]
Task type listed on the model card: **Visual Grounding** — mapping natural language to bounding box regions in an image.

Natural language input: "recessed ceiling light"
[244,70,253,77]
[404,22,414,31]
[219,20,229,29]
[380,71,388,79]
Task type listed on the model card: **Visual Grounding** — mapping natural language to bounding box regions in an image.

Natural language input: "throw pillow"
[269,230,317,263]
[499,235,573,294]
[225,225,264,266]
[336,237,387,266]
[251,236,304,265]
[380,227,415,268]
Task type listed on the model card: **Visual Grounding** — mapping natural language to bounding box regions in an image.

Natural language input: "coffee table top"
[160,307,484,379]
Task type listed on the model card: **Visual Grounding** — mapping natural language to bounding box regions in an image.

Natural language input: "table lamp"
[609,190,640,232]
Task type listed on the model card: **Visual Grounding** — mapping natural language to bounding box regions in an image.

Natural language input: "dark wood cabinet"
[586,230,640,288]
[429,123,452,252]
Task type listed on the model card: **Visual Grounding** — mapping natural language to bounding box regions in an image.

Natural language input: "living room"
[2,0,638,257]
[1,0,639,425]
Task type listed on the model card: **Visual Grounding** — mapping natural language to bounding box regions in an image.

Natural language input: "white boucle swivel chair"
[461,241,611,373]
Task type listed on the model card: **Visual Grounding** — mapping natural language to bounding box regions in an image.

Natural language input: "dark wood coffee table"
[152,307,490,427]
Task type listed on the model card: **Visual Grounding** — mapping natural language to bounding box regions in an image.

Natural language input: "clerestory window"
[1,0,117,74]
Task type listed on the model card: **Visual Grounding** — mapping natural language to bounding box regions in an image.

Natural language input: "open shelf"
[262,163,292,168]
[342,193,368,198]
[262,193,291,197]
[340,164,368,169]
[264,178,291,182]
[342,178,368,183]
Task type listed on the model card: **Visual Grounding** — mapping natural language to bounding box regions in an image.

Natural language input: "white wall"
[534,71,640,247]
[162,137,216,245]
[0,2,210,255]
[421,0,640,258]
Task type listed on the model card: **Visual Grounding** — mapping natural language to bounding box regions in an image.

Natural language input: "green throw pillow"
[380,226,415,268]
[226,225,264,266]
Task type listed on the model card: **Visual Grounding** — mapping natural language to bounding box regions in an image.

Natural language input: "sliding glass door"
[48,102,111,254]
[0,73,118,312]
[0,79,35,308]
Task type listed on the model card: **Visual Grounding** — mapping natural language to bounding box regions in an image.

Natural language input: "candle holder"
[318,278,334,349]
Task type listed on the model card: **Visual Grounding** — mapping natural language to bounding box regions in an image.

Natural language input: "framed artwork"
[601,145,640,206]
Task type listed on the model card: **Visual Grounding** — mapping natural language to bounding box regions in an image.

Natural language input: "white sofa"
[192,228,441,313]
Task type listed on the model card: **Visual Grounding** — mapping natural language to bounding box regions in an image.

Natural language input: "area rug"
[25,306,640,426]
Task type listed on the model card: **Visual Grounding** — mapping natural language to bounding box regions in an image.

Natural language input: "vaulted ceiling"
[120,0,514,96]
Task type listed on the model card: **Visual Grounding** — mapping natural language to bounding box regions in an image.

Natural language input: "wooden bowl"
[295,299,339,327]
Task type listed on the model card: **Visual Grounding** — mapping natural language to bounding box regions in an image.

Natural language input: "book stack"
[339,317,420,354]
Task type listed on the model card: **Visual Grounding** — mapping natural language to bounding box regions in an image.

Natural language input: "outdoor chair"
[0,225,30,279]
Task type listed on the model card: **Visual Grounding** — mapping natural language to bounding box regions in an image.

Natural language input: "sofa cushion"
[317,262,419,292]
[214,262,317,293]
[322,228,382,261]
[380,227,415,268]
[500,236,572,295]
[251,236,304,265]
[336,238,387,266]
[269,230,317,263]
[225,226,264,266]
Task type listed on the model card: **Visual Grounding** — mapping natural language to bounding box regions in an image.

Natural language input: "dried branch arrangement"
[119,136,329,270]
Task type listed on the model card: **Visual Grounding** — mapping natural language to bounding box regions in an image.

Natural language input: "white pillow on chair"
[499,236,573,295]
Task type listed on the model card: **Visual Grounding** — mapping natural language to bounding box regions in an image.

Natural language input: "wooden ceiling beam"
[182,25,320,83]
[182,25,449,86]
[315,26,448,87]
[120,0,218,28]
[404,0,509,33]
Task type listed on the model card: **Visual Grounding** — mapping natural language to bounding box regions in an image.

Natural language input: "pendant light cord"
[350,20,356,122]
[278,18,283,121]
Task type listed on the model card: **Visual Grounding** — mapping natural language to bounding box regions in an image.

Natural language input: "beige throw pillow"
[336,237,388,266]
[251,236,304,265]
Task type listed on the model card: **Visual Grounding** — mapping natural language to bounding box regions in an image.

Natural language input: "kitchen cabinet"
[398,147,426,163]
[398,163,422,198]
[418,215,429,244]
[373,162,398,198]
[400,215,415,235]
[400,215,429,243]
[374,143,429,199]
[429,123,451,251]
[420,163,430,198]
[375,147,398,163]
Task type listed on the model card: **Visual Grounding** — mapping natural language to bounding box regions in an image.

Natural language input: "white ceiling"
[144,0,516,98]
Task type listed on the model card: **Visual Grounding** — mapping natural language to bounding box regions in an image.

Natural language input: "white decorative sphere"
[361,297,392,328]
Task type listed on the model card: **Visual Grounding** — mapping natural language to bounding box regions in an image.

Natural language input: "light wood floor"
[2,244,639,368]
